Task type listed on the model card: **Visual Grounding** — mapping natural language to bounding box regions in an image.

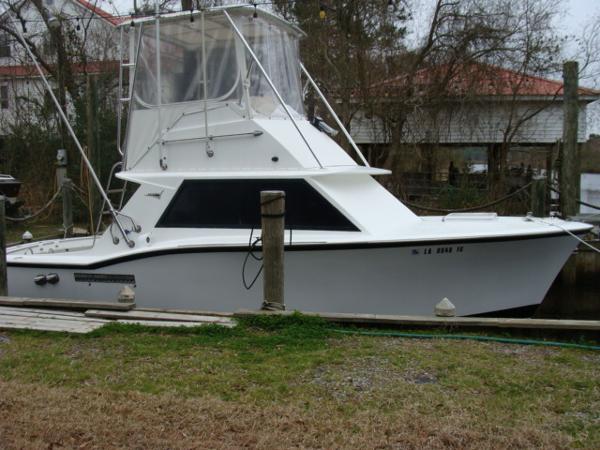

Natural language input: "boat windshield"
[232,12,304,117]
[134,15,242,107]
[131,10,304,117]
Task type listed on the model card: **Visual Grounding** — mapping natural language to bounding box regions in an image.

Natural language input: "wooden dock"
[2,296,600,336]
[234,309,600,333]
[0,297,236,333]
[0,306,108,333]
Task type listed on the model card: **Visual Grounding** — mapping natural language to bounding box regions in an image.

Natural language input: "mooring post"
[0,195,7,296]
[260,190,285,311]
[62,177,73,238]
[530,177,547,217]
[560,61,579,218]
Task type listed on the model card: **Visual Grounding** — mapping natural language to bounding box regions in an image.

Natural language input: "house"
[0,0,123,131]
[350,64,600,177]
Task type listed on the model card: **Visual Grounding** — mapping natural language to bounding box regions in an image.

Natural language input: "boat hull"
[6,233,579,316]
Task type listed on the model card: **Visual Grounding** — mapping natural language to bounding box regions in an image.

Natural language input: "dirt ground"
[0,379,573,450]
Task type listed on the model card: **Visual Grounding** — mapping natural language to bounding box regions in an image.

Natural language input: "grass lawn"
[0,314,599,449]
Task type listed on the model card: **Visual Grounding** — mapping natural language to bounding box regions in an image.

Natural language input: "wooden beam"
[0,316,105,333]
[560,61,580,218]
[84,309,235,325]
[0,306,104,321]
[260,191,285,311]
[0,196,6,296]
[115,319,235,328]
[530,177,547,217]
[62,178,73,238]
[0,296,135,311]
[234,309,600,332]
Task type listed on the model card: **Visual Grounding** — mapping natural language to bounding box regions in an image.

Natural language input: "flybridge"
[118,6,369,174]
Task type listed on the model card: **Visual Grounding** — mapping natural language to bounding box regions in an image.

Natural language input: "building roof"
[72,0,123,26]
[0,60,119,77]
[377,64,600,101]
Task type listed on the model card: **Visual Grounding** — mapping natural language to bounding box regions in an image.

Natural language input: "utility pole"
[560,61,580,218]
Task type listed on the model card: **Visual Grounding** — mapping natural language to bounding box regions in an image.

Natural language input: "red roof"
[73,0,123,26]
[0,61,119,77]
[377,64,600,99]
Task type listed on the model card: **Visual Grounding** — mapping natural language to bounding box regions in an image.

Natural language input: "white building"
[350,65,600,168]
[0,0,122,131]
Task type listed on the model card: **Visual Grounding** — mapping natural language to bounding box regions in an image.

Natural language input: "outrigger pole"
[14,26,136,248]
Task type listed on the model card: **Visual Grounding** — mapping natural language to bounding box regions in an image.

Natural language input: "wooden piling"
[62,177,73,238]
[0,196,6,296]
[560,61,580,218]
[530,177,547,217]
[260,190,285,311]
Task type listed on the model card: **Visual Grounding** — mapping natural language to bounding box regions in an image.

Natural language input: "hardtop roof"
[119,5,305,38]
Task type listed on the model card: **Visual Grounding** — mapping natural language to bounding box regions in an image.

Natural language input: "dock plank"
[115,319,235,328]
[0,308,106,323]
[0,296,135,311]
[0,316,105,333]
[234,310,600,332]
[85,309,235,325]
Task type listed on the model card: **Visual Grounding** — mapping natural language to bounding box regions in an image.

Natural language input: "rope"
[242,227,264,290]
[5,188,61,222]
[404,182,533,214]
[549,186,600,211]
[528,217,600,254]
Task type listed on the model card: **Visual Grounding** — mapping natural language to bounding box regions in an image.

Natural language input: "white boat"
[5,6,592,316]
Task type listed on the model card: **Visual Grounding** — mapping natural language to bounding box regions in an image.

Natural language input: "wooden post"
[530,177,547,217]
[62,177,73,238]
[86,74,96,233]
[0,196,7,296]
[55,148,67,187]
[260,190,285,311]
[560,61,579,218]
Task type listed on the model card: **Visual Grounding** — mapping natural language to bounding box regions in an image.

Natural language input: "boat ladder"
[116,26,136,157]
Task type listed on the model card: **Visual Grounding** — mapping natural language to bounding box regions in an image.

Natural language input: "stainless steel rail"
[15,27,135,248]
[300,63,370,167]
[223,10,323,169]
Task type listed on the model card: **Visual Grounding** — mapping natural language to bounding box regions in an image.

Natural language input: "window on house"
[0,86,9,110]
[156,179,359,231]
[0,34,11,58]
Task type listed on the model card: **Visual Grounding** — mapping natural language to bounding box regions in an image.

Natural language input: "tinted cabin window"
[156,179,359,231]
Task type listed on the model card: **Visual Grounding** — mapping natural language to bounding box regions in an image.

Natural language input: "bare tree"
[371,0,565,196]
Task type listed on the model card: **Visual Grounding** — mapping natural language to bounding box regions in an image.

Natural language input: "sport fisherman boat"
[5,6,592,316]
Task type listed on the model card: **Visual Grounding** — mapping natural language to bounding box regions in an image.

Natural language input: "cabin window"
[156,179,359,231]
[0,85,9,109]
[0,34,11,58]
